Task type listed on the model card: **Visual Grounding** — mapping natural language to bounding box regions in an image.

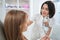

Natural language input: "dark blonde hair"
[4,10,27,40]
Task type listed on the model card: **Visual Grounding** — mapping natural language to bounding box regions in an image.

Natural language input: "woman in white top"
[30,1,55,40]
[20,1,55,40]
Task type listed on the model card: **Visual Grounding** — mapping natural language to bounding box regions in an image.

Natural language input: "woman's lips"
[43,12,46,14]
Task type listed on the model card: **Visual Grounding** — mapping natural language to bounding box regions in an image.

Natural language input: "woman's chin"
[23,29,27,32]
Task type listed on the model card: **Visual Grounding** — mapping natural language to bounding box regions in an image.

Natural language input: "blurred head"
[41,1,55,18]
[4,10,30,40]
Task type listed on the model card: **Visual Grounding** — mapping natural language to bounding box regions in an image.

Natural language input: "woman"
[40,1,55,40]
[31,1,55,40]
[40,1,55,39]
[4,10,32,40]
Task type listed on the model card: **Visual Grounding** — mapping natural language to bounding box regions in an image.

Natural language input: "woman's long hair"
[4,10,27,40]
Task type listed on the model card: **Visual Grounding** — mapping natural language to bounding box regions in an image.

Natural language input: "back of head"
[4,10,27,40]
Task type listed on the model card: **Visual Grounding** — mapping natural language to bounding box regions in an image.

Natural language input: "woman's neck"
[18,34,27,40]
[22,34,27,40]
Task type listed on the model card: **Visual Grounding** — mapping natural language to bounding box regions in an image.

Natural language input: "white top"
[23,14,55,40]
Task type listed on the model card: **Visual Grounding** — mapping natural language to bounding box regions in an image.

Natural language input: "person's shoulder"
[50,17,55,22]
[0,21,6,40]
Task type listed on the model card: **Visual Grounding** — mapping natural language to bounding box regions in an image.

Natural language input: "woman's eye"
[42,7,44,9]
[46,8,49,11]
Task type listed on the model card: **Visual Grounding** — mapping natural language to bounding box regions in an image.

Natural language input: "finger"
[47,37,50,40]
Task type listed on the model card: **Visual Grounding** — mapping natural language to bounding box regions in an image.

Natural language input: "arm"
[40,35,50,40]
[44,22,52,36]
[46,26,52,36]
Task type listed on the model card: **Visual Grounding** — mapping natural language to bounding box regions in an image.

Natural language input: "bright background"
[0,0,60,40]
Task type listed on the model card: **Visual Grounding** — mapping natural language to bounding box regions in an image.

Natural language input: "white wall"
[0,0,6,23]
[51,2,60,40]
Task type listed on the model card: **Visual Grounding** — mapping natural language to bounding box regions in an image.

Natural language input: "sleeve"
[49,18,55,36]
[37,27,46,40]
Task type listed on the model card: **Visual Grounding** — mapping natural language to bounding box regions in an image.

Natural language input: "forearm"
[46,26,52,36]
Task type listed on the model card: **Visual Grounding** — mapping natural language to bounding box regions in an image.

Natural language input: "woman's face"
[41,4,49,17]
[22,15,32,32]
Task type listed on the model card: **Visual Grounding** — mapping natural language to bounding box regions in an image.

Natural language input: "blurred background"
[0,0,30,23]
[0,0,60,40]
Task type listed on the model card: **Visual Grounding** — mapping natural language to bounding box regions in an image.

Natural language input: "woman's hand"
[43,21,49,27]
[41,35,50,40]
[44,21,52,36]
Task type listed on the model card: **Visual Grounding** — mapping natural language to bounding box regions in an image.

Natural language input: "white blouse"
[23,14,55,40]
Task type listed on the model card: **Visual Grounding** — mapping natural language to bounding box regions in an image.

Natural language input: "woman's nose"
[27,20,33,26]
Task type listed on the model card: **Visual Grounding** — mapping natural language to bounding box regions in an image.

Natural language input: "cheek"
[42,10,49,16]
[22,24,28,31]
[24,23,28,29]
[45,11,49,15]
